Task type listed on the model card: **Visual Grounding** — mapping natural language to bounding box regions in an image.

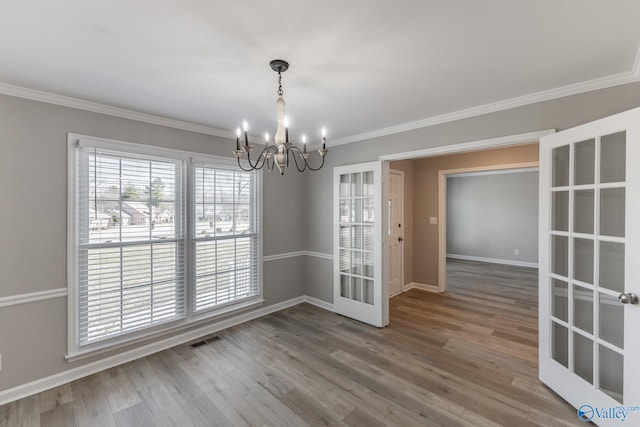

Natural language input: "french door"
[333,161,387,327]
[539,107,640,425]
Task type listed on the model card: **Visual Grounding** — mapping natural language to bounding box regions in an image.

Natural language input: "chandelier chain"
[277,71,283,96]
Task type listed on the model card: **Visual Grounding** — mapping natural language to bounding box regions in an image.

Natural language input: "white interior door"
[539,107,640,425]
[388,170,404,297]
[334,161,387,327]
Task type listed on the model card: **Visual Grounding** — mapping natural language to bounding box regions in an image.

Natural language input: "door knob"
[618,293,639,305]
[398,237,403,242]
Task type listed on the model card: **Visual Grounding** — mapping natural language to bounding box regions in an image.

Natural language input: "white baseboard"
[303,295,335,312]
[0,295,327,406]
[447,253,538,269]
[403,282,441,293]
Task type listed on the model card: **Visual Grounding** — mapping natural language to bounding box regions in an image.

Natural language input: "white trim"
[263,250,333,262]
[263,251,306,262]
[304,251,334,260]
[403,282,441,293]
[332,70,639,146]
[0,295,310,407]
[0,82,233,139]
[303,296,335,312]
[447,254,538,269]
[446,167,538,178]
[0,288,67,308]
[380,130,553,162]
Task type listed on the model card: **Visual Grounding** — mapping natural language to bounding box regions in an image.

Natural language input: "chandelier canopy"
[234,59,328,175]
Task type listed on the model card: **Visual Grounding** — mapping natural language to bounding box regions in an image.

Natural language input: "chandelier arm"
[288,146,309,172]
[248,146,274,170]
[243,152,263,170]
[265,145,277,171]
[304,154,326,171]
[238,145,273,171]
[289,145,326,171]
[236,156,258,172]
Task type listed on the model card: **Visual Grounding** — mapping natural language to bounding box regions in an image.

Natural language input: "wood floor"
[0,259,582,426]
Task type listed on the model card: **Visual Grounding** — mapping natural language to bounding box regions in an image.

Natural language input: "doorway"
[381,129,550,296]
[439,165,539,292]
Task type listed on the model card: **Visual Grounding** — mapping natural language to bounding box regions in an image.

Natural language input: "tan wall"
[389,160,414,286]
[412,143,539,286]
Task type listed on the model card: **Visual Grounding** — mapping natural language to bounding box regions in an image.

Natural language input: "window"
[69,136,261,356]
[192,163,259,312]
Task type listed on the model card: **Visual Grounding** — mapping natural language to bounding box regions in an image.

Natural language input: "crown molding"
[3,47,640,147]
[331,68,640,147]
[0,82,234,139]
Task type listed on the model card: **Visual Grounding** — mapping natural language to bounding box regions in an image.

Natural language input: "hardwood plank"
[96,366,141,414]
[112,402,156,427]
[40,402,75,427]
[39,384,73,413]
[183,395,234,427]
[138,384,195,427]
[70,376,117,427]
[0,395,40,427]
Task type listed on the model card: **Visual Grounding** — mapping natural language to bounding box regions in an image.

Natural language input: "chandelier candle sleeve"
[233,59,328,175]
[242,119,249,147]
[322,127,326,150]
[284,116,289,143]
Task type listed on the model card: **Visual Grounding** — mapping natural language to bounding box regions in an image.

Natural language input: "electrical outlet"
[0,353,2,371]
[514,249,520,255]
[429,217,438,225]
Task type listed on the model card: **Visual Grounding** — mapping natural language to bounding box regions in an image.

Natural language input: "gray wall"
[0,94,305,392]
[303,81,640,301]
[446,171,538,264]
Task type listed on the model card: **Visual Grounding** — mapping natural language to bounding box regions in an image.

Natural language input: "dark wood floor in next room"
[0,259,581,426]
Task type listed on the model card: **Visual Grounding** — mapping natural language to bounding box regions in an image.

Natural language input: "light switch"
[429,217,438,225]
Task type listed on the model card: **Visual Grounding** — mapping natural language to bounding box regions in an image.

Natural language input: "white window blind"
[192,164,259,312]
[75,146,186,345]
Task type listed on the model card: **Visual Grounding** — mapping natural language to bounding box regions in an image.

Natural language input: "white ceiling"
[1,1,639,144]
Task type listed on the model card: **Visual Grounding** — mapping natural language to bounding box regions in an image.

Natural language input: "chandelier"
[234,59,328,175]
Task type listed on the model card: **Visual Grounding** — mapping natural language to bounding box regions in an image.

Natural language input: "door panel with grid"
[540,107,640,424]
[334,162,385,327]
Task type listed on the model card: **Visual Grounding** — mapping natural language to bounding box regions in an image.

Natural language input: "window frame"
[190,155,262,315]
[67,134,263,360]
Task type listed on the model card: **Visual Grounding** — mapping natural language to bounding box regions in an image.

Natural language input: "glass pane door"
[339,171,375,304]
[550,132,626,402]
[540,107,640,425]
[333,161,385,327]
